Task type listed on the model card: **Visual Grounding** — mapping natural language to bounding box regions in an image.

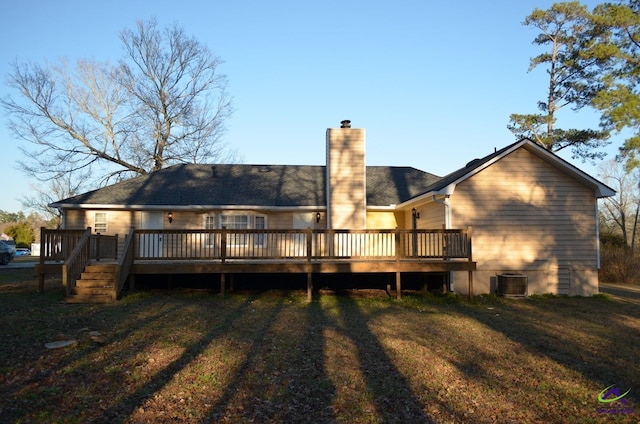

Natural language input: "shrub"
[599,245,640,284]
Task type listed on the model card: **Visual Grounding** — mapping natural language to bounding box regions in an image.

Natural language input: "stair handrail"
[114,228,135,301]
[62,228,92,297]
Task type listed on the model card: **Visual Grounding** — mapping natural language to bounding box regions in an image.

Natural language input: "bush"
[599,245,640,284]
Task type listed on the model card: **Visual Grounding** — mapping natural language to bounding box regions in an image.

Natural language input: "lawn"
[0,269,638,423]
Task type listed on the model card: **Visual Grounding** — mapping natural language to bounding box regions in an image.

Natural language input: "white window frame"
[94,212,107,233]
[203,214,217,247]
[220,214,250,246]
[254,214,267,248]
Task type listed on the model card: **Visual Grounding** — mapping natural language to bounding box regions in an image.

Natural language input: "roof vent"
[257,165,271,173]
[211,166,217,178]
[466,158,481,168]
[340,120,351,128]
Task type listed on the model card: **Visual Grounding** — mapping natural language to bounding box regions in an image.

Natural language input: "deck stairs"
[66,263,117,304]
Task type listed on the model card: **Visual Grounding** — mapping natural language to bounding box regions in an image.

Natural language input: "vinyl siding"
[61,209,327,257]
[414,202,446,229]
[450,146,598,295]
[366,211,398,229]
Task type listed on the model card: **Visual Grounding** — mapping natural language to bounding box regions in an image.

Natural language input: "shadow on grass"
[3,283,639,423]
[96,293,266,423]
[457,294,640,414]
[333,293,431,423]
[204,295,338,422]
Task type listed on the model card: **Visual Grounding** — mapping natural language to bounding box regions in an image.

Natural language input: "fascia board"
[49,204,327,212]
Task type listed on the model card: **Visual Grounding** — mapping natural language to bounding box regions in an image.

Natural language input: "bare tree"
[2,18,234,188]
[20,172,90,227]
[599,159,640,254]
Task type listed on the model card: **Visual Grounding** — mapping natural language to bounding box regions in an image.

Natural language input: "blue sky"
[0,0,617,213]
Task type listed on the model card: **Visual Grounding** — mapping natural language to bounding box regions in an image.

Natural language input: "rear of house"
[50,123,614,297]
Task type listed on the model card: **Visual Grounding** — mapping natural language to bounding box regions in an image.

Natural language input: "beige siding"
[64,209,137,234]
[414,202,446,230]
[62,208,329,257]
[63,210,88,230]
[62,209,328,232]
[326,127,366,229]
[366,211,398,229]
[450,147,598,296]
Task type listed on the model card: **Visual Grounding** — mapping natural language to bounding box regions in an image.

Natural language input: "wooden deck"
[37,227,476,301]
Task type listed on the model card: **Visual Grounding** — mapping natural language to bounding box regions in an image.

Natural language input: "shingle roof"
[402,138,615,201]
[51,164,442,209]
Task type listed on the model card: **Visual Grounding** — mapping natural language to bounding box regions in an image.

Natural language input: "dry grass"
[0,269,639,423]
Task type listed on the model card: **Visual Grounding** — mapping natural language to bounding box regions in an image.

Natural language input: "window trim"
[94,212,107,233]
[216,213,269,247]
[203,214,217,247]
[219,213,251,247]
[254,214,267,248]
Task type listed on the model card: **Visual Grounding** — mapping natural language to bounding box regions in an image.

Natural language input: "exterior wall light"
[316,212,321,223]
[167,212,173,224]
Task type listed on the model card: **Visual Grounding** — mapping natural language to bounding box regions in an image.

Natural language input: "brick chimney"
[326,120,366,229]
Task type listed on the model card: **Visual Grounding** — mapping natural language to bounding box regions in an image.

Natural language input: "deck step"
[79,272,116,281]
[72,286,114,296]
[67,263,118,303]
[65,293,114,304]
[76,279,114,288]
[84,264,117,273]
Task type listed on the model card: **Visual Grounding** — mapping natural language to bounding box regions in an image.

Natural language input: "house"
[47,120,614,300]
[403,139,615,296]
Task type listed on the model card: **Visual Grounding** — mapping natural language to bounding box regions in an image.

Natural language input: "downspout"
[432,195,451,229]
[433,195,453,290]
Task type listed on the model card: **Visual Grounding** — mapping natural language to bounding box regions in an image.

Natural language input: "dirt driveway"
[600,282,640,305]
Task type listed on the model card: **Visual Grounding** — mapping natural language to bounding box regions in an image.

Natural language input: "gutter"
[48,204,328,212]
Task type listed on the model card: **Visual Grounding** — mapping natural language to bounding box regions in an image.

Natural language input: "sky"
[0,0,620,214]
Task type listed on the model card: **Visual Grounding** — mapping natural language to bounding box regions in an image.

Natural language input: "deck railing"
[40,228,87,262]
[133,228,472,261]
[40,228,118,262]
[114,228,136,301]
[61,228,92,296]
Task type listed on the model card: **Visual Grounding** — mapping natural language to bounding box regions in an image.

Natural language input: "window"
[94,213,107,233]
[254,215,267,247]
[204,215,216,246]
[220,214,249,245]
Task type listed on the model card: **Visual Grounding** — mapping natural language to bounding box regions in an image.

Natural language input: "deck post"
[220,228,226,296]
[467,226,474,300]
[38,227,45,293]
[306,227,313,302]
[395,227,402,300]
[221,228,227,264]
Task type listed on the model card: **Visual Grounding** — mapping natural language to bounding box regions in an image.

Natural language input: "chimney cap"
[340,120,351,128]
